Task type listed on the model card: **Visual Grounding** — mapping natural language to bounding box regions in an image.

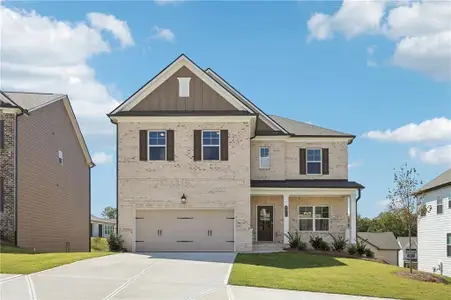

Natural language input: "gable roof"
[91,214,116,225]
[110,54,253,115]
[358,232,400,250]
[416,168,451,194]
[397,237,417,250]
[1,91,93,167]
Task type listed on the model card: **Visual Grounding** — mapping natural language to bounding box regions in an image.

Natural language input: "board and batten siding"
[418,185,451,277]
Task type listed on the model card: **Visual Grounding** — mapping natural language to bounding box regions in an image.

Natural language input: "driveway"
[0,252,390,300]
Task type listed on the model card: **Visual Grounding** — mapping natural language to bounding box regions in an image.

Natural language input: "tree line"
[357,209,417,238]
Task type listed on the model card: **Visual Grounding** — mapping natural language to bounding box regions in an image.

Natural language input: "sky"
[1,0,450,218]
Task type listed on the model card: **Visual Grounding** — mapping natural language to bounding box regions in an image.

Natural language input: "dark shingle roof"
[417,168,451,194]
[1,91,65,110]
[358,232,400,250]
[397,237,418,250]
[251,179,364,189]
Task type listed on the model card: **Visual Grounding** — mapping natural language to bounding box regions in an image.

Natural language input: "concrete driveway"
[0,252,390,300]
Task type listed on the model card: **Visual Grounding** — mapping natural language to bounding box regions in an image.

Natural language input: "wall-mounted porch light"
[181,193,187,204]
[284,205,288,217]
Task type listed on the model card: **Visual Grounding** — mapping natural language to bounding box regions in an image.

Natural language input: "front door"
[257,206,273,242]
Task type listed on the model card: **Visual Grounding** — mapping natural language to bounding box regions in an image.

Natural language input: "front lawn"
[0,245,112,274]
[229,252,451,300]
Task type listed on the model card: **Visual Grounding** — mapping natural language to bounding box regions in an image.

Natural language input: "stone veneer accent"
[251,140,348,180]
[118,120,253,252]
[0,111,16,242]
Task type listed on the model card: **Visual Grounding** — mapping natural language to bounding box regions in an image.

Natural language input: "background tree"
[387,163,423,273]
[357,215,373,232]
[101,206,117,219]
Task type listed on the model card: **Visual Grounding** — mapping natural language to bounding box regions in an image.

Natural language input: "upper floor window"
[0,120,4,149]
[306,149,322,175]
[58,150,64,165]
[149,131,166,161]
[202,130,220,160]
[178,77,191,97]
[298,205,329,231]
[259,147,270,169]
[448,197,451,209]
[437,197,443,214]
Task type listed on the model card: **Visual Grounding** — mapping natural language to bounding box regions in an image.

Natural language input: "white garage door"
[135,210,234,252]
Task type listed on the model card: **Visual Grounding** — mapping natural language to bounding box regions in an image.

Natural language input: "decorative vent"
[177,77,191,97]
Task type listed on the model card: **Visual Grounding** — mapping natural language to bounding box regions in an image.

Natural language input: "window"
[202,130,220,160]
[448,197,451,209]
[406,250,416,259]
[437,197,443,214]
[148,131,166,160]
[259,147,270,169]
[447,233,451,257]
[58,150,63,165]
[298,206,330,231]
[0,120,4,149]
[178,77,191,97]
[104,225,113,236]
[0,177,4,212]
[306,149,322,175]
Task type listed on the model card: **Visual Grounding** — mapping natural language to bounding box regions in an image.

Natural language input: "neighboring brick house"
[108,54,364,252]
[0,91,93,252]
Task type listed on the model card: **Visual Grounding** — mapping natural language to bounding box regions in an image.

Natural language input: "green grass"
[0,244,112,274]
[91,237,109,252]
[229,252,451,300]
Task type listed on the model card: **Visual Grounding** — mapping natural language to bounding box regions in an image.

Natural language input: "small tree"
[101,206,117,219]
[387,163,425,273]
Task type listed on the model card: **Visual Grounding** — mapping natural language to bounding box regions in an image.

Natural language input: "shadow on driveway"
[135,252,237,264]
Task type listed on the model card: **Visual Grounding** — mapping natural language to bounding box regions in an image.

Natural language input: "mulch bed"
[395,271,449,284]
[283,248,388,264]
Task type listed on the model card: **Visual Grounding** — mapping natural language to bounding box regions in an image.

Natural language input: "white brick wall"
[118,120,253,252]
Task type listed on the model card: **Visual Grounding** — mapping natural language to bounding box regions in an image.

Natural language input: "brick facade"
[0,111,16,242]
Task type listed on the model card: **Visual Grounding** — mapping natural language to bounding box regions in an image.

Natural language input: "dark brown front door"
[257,206,273,242]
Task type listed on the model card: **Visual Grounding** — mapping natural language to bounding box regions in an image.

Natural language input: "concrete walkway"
[0,252,392,300]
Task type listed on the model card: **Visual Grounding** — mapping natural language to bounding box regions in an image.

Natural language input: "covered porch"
[250,180,363,248]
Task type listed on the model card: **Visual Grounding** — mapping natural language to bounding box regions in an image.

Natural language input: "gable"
[256,118,281,134]
[131,67,237,112]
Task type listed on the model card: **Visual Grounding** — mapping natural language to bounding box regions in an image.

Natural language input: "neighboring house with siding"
[358,232,400,265]
[108,54,364,252]
[416,169,451,277]
[397,236,418,269]
[0,91,93,252]
[91,215,116,238]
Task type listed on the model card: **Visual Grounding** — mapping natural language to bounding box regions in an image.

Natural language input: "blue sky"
[1,0,450,218]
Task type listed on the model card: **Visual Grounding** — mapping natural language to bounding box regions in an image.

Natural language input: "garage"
[135,209,235,252]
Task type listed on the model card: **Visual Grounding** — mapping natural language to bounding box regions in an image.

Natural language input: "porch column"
[283,193,289,244]
[350,192,357,244]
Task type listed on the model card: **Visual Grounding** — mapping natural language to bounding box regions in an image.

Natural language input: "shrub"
[285,231,302,249]
[297,241,307,251]
[92,237,102,251]
[347,244,357,255]
[329,233,348,252]
[107,233,124,252]
[365,248,375,258]
[356,240,368,256]
[309,236,330,251]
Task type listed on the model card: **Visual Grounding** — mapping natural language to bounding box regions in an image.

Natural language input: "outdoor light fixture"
[284,205,288,217]
[181,193,187,204]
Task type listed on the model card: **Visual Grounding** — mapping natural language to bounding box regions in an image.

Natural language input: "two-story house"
[0,91,93,252]
[416,168,451,276]
[108,54,364,252]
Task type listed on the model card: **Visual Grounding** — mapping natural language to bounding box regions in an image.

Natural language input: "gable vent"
[178,77,191,97]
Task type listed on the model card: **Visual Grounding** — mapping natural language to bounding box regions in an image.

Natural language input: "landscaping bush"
[285,231,302,249]
[356,240,368,256]
[107,233,124,252]
[297,241,307,250]
[91,237,102,251]
[365,248,375,258]
[329,233,347,252]
[309,236,330,251]
[347,244,357,255]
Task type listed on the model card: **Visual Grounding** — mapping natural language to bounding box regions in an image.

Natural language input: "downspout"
[88,165,92,252]
[115,122,119,236]
[14,115,19,246]
[355,188,361,240]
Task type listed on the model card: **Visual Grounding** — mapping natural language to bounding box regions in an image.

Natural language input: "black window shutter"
[193,130,201,161]
[322,148,329,175]
[299,148,306,175]
[166,130,174,161]
[0,177,4,212]
[139,130,148,161]
[0,120,4,149]
[220,130,228,161]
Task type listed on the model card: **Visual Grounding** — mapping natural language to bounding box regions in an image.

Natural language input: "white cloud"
[92,152,113,165]
[307,0,451,80]
[87,12,134,47]
[154,0,184,6]
[348,161,362,168]
[0,6,134,135]
[409,145,451,166]
[363,118,451,142]
[378,199,390,207]
[152,26,175,42]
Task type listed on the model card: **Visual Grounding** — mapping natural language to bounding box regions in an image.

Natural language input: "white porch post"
[283,193,290,244]
[350,192,357,244]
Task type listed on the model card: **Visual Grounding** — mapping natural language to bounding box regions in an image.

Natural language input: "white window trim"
[297,205,330,232]
[447,233,451,257]
[259,147,270,169]
[437,197,443,214]
[58,150,64,165]
[306,148,322,175]
[201,130,221,161]
[148,130,167,161]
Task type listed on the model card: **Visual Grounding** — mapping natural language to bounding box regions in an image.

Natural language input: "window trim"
[148,130,167,161]
[447,233,451,257]
[201,130,221,161]
[437,197,443,214]
[306,148,322,175]
[259,147,270,169]
[297,205,331,232]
